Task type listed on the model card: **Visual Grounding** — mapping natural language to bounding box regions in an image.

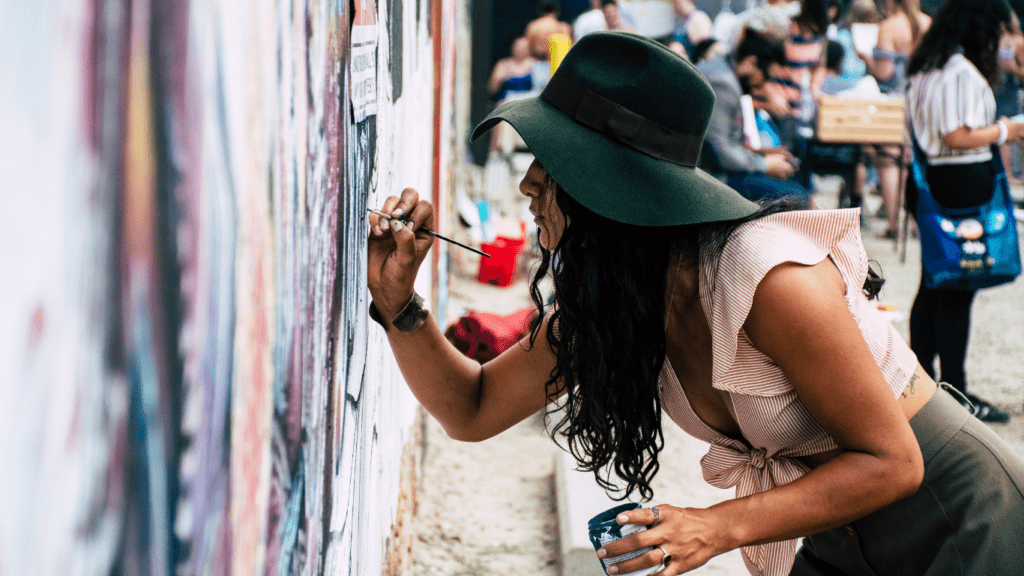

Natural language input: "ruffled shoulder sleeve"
[699,209,865,395]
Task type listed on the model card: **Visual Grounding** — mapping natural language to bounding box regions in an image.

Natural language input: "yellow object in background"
[549,34,571,74]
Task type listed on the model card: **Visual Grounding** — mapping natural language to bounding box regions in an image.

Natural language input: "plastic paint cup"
[588,503,662,576]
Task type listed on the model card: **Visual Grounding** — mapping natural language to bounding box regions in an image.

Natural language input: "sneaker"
[963,393,1011,423]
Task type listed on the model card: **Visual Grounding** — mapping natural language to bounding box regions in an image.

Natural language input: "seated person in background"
[698,28,812,205]
[725,0,800,49]
[525,0,572,92]
[820,39,855,94]
[751,81,791,148]
[572,0,636,41]
[776,0,829,193]
[666,39,689,59]
[487,36,540,154]
[525,0,572,61]
[599,0,635,34]
[672,0,713,60]
[487,36,538,103]
[785,0,829,106]
[690,37,727,64]
[830,0,880,89]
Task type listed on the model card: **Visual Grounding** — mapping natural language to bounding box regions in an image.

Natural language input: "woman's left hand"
[597,505,730,575]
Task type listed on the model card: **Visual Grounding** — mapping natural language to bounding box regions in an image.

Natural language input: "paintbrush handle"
[417,228,491,257]
[367,208,491,257]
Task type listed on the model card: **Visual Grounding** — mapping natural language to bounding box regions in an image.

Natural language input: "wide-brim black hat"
[472,32,759,227]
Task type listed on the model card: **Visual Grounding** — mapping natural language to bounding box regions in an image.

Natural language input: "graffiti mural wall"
[0,0,452,574]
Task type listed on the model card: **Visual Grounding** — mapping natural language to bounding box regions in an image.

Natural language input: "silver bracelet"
[368,291,429,333]
[996,120,1008,146]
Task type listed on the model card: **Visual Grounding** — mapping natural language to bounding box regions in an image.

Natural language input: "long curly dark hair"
[907,0,1012,86]
[525,173,877,500]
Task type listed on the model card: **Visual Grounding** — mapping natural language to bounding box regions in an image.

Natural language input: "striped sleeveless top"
[658,209,918,576]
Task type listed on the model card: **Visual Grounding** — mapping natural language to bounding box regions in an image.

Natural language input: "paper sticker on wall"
[352,0,378,122]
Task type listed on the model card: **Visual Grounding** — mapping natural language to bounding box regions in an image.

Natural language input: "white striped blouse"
[906,53,996,165]
[659,209,919,576]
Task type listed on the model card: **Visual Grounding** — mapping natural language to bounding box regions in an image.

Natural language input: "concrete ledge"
[555,450,632,576]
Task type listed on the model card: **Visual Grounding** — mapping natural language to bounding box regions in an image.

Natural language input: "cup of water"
[588,503,662,576]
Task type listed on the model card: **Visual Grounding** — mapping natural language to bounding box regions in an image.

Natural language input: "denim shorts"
[791,387,1024,575]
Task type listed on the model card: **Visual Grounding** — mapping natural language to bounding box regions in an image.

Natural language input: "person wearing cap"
[368,32,1024,576]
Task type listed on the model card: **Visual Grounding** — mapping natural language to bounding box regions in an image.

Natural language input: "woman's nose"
[519,177,538,198]
[519,160,544,197]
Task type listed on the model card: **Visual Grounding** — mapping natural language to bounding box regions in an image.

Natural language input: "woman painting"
[369,32,1024,576]
[905,0,1024,424]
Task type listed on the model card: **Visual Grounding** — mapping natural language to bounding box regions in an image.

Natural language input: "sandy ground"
[411,174,1024,576]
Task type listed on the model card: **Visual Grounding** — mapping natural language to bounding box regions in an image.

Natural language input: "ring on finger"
[651,506,661,523]
[658,546,672,565]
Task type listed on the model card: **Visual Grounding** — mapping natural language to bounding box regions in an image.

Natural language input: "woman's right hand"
[367,188,435,327]
[1000,116,1024,143]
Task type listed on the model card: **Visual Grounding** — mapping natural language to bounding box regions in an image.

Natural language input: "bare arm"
[809,62,827,98]
[383,311,560,441]
[943,118,1024,149]
[710,260,923,542]
[861,19,896,83]
[487,60,508,95]
[600,259,924,574]
[368,189,558,441]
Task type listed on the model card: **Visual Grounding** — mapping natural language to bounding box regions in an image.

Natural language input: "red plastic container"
[477,235,527,287]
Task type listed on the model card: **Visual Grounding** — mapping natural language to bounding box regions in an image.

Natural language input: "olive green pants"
[791,386,1024,575]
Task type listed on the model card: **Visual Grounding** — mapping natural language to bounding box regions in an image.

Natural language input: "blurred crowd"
[486,0,1024,211]
[482,0,1024,421]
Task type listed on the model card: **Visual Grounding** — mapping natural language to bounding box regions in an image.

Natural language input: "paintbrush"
[367,208,491,258]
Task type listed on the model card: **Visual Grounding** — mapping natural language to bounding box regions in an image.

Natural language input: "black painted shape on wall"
[390,0,403,102]
[146,3,189,572]
[469,0,493,165]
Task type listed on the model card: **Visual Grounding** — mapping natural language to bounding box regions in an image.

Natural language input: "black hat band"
[541,73,703,167]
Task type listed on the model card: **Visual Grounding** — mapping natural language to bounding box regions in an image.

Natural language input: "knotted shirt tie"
[701,442,811,576]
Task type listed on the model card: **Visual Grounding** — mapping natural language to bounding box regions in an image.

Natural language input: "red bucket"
[477,235,527,287]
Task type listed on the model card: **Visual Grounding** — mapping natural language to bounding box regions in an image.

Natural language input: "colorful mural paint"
[0,0,453,573]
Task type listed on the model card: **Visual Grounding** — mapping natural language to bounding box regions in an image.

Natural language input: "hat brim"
[472,96,759,227]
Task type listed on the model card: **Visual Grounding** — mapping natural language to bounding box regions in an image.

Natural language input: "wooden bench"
[813,96,909,256]
[816,96,906,145]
